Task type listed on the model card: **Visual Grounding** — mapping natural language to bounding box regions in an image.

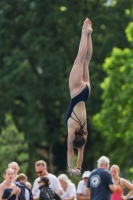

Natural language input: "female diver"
[65,18,93,175]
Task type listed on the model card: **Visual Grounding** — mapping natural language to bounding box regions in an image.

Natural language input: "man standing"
[86,156,115,200]
[32,160,63,200]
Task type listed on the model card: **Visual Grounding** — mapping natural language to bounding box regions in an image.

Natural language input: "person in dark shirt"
[15,173,33,200]
[38,176,61,200]
[86,156,115,200]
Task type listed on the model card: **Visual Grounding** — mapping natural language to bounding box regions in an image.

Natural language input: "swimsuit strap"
[71,115,81,126]
[119,178,124,190]
[71,111,87,129]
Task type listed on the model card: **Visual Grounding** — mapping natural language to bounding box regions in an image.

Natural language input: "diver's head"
[73,129,87,148]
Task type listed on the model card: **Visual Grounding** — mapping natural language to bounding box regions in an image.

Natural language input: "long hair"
[58,174,72,186]
[73,129,87,148]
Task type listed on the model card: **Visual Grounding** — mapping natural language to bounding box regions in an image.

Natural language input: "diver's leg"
[83,20,93,84]
[69,19,90,98]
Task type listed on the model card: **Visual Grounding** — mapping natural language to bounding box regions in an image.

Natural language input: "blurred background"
[0,0,133,185]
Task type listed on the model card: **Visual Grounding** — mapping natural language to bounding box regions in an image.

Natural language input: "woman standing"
[65,18,93,176]
[0,168,20,200]
[110,164,133,200]
[58,174,76,200]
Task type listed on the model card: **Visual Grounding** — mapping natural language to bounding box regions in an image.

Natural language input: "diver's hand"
[68,167,74,176]
[73,168,81,175]
[68,167,81,176]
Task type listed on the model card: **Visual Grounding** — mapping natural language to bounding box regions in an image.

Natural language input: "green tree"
[0,0,133,181]
[0,114,28,182]
[93,22,133,178]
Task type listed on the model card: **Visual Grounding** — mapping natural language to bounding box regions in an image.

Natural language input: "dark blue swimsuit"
[2,188,16,200]
[65,85,89,126]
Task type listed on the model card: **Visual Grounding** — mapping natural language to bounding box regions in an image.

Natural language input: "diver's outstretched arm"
[69,146,85,176]
[77,145,85,170]
[67,131,85,176]
[67,130,75,174]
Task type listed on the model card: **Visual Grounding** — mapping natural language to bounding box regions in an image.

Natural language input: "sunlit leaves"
[125,22,133,43]
[93,22,133,176]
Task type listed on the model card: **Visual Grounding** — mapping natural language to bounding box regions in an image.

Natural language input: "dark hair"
[73,129,87,148]
[38,176,50,186]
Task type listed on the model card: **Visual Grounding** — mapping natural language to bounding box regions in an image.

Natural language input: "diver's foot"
[87,18,93,34]
[82,18,93,35]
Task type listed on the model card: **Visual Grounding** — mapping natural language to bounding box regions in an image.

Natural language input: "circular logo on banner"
[90,175,100,187]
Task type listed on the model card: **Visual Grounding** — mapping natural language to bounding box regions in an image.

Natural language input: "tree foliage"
[93,22,133,178]
[0,114,28,182]
[0,0,133,181]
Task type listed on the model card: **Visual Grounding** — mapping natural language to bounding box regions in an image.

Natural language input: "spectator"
[32,160,63,200]
[15,173,33,200]
[77,171,91,200]
[8,162,20,180]
[38,176,61,200]
[110,164,133,200]
[26,181,32,189]
[0,168,20,200]
[58,174,76,200]
[86,156,115,200]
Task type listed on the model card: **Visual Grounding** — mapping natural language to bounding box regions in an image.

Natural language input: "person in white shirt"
[58,174,76,200]
[32,160,63,200]
[77,171,91,200]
